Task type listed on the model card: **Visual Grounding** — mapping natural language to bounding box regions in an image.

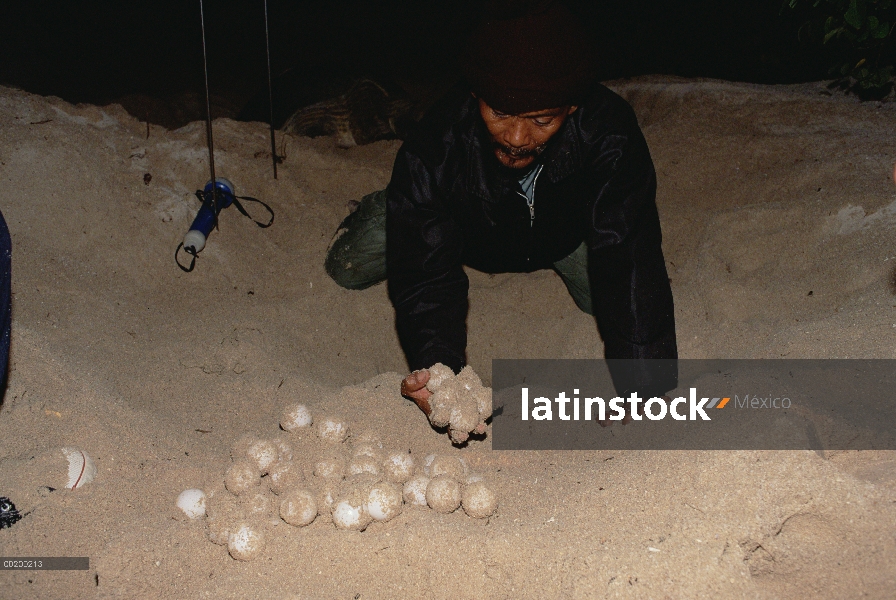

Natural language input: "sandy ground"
[0,76,895,599]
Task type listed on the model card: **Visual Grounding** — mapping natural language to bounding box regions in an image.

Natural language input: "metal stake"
[199,0,219,226]
[264,0,278,179]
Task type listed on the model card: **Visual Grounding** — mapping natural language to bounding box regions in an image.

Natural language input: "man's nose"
[503,119,530,148]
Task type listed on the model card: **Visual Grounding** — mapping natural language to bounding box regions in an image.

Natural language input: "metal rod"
[199,0,219,227]
[264,0,278,179]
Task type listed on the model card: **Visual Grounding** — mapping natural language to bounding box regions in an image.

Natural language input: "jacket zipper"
[524,165,543,225]
[517,165,543,263]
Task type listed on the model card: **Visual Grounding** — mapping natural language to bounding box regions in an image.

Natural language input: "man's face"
[477,97,577,170]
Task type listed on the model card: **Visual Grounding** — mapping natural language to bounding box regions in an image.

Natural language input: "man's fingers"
[401,369,433,417]
[413,369,430,387]
[401,369,430,394]
[405,387,432,416]
[401,372,421,395]
[407,387,432,403]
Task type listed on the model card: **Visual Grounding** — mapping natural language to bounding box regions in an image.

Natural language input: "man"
[325,0,677,433]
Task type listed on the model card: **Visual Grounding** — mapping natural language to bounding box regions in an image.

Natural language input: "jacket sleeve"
[586,127,678,372]
[386,144,469,373]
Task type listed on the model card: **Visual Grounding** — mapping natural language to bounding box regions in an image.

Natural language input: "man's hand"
[401,369,488,440]
[401,369,433,416]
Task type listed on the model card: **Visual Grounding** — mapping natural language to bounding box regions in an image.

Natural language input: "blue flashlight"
[183,177,235,254]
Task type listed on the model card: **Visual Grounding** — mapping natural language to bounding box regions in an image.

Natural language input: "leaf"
[867,15,879,29]
[824,27,844,41]
[843,0,863,29]
[857,66,893,89]
[872,20,890,38]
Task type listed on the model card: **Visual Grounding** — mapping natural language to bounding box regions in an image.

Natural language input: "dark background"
[0,1,827,124]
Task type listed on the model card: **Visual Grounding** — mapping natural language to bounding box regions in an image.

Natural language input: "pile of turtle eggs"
[177,404,498,561]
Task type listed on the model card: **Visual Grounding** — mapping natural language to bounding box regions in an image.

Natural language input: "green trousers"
[324,189,594,315]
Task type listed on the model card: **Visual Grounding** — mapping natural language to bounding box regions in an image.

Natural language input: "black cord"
[175,243,198,273]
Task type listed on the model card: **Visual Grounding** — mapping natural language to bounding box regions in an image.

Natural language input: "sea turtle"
[237,67,418,148]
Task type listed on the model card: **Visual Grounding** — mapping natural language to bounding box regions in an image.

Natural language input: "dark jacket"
[386,82,677,374]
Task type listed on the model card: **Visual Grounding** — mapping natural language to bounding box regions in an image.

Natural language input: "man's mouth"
[493,142,547,160]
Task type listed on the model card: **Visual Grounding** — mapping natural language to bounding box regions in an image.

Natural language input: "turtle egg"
[426,476,461,514]
[456,366,483,390]
[332,501,364,530]
[351,443,382,461]
[347,456,380,477]
[280,489,317,527]
[422,454,437,475]
[448,427,470,445]
[382,452,415,483]
[448,396,480,433]
[230,434,260,461]
[246,439,279,475]
[428,388,455,428]
[225,460,261,495]
[268,460,304,495]
[61,447,97,489]
[228,522,265,561]
[280,404,313,431]
[462,481,497,519]
[366,482,403,522]
[425,363,455,391]
[313,456,345,480]
[273,437,294,462]
[176,488,207,519]
[429,455,465,482]
[403,475,430,506]
[317,416,349,443]
[332,485,373,531]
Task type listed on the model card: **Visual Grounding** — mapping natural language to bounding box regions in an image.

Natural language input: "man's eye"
[492,110,508,119]
[533,118,553,126]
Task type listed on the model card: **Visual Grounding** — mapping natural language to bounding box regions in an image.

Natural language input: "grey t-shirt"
[518,163,543,204]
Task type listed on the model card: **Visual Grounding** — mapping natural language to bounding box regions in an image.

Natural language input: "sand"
[0,76,895,598]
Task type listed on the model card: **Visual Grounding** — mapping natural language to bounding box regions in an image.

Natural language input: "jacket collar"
[542,113,584,182]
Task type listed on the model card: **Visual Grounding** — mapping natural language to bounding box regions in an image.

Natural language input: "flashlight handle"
[183,178,235,253]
